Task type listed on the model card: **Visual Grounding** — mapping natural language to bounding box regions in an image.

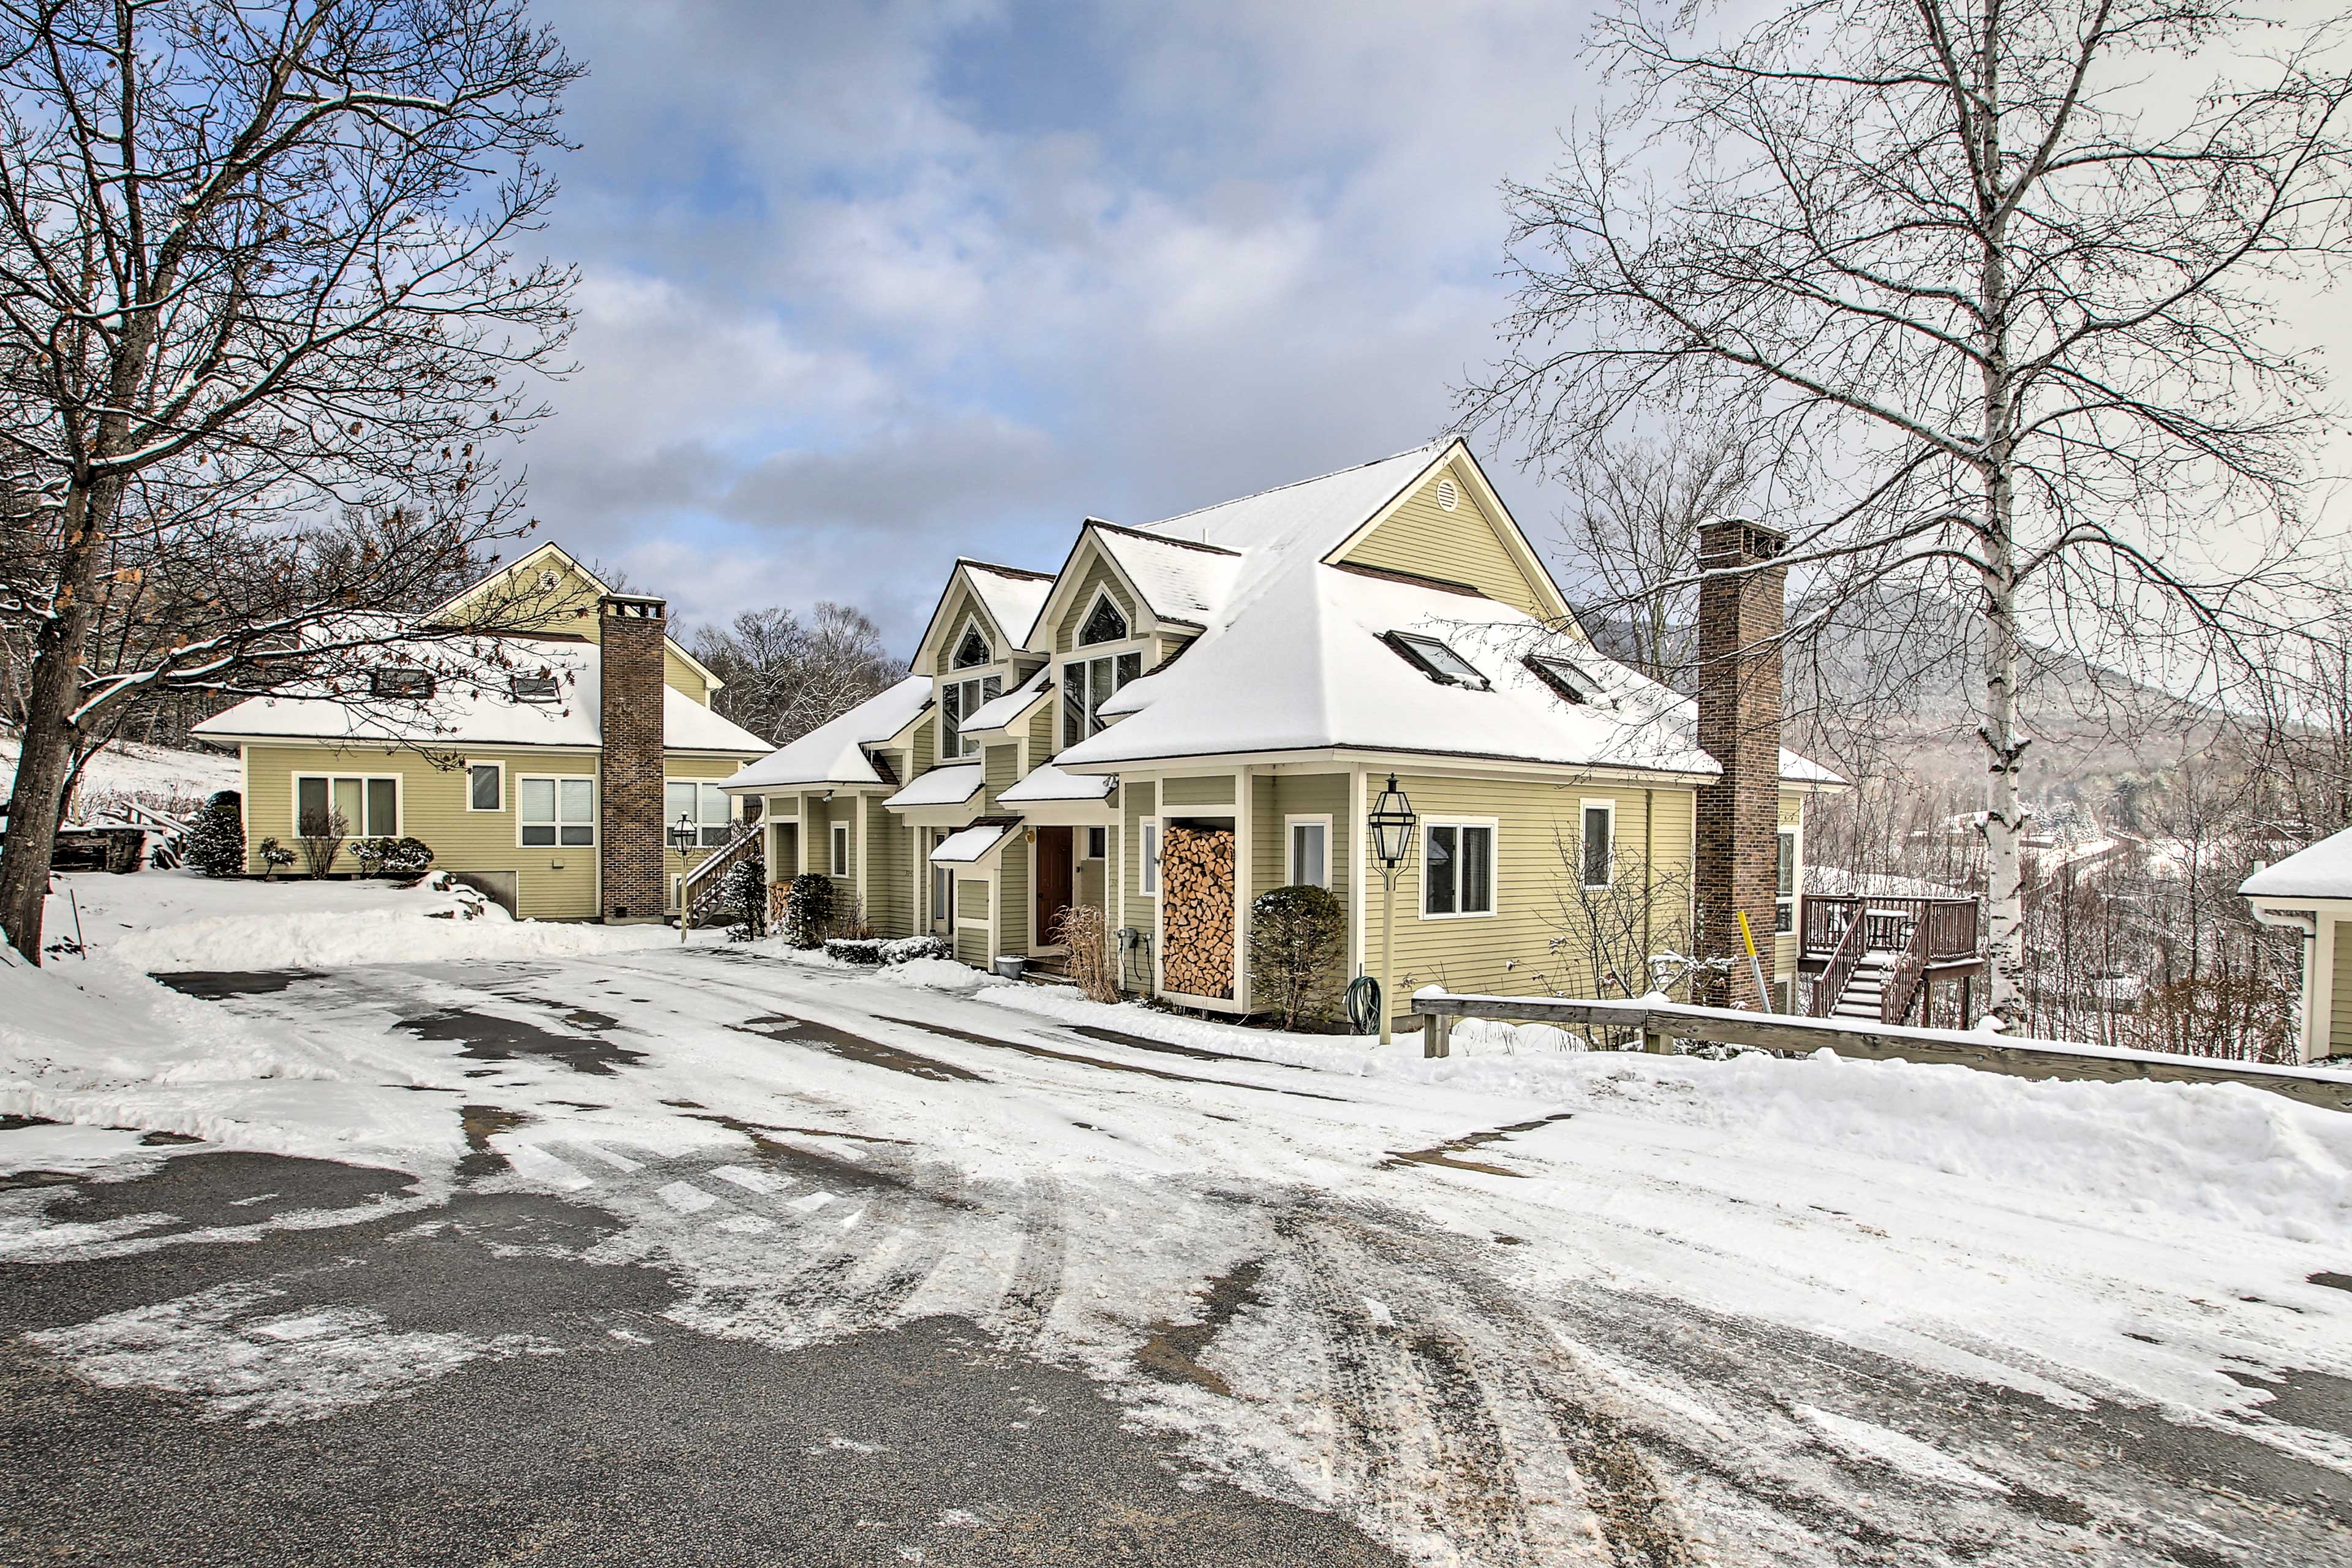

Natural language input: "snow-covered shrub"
[1052,903,1117,1003]
[350,836,435,876]
[826,933,954,967]
[782,872,834,949]
[880,935,951,965]
[181,791,245,878]
[254,837,296,877]
[824,937,888,966]
[723,856,767,941]
[1247,883,1347,1030]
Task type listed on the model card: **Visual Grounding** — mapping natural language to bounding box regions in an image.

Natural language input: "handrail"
[679,821,763,938]
[682,820,758,894]
[1880,910,1934,1025]
[1811,904,1864,1017]
[1803,894,1983,962]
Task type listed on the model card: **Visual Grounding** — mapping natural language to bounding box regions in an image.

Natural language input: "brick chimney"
[1692,518,1788,1008]
[598,594,668,923]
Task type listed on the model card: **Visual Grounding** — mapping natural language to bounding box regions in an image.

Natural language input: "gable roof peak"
[1140,438,1449,536]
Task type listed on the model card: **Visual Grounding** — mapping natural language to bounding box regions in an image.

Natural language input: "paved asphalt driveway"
[3,948,2348,1567]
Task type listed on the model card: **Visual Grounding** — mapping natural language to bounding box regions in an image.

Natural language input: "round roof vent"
[1435,477,1459,511]
[538,568,560,591]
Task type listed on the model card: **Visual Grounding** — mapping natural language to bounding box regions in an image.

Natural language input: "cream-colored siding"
[665,646,713,704]
[2323,926,2342,1062]
[931,581,1001,676]
[862,787,908,933]
[1161,773,1235,810]
[1026,700,1054,763]
[982,742,1017,811]
[1122,781,1158,987]
[1368,774,1696,1004]
[664,752,752,902]
[1052,552,1141,654]
[243,742,747,920]
[1336,459,1552,618]
[1251,773,1351,905]
[439,551,717,703]
[1000,837,1028,955]
[955,913,989,968]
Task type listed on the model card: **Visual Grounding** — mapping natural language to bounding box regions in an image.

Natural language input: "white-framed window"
[665,779,733,848]
[518,775,594,848]
[1076,590,1131,647]
[1061,649,1144,748]
[951,620,991,669]
[930,829,955,926]
[832,822,850,876]
[1086,825,1107,860]
[1423,820,1496,918]
[940,672,1003,760]
[1777,826,1800,934]
[295,774,400,838]
[1286,814,1331,889]
[1139,817,1161,897]
[1580,800,1616,889]
[466,761,503,813]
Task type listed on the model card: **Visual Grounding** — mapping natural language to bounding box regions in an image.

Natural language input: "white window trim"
[1776,823,1801,935]
[1580,799,1618,891]
[664,777,733,850]
[514,773,596,850]
[938,667,1009,763]
[832,822,851,876]
[1420,816,1499,921]
[292,772,404,839]
[464,760,504,813]
[1139,816,1161,898]
[1057,638,1152,752]
[948,614,994,672]
[1284,813,1333,889]
[1071,587,1137,649]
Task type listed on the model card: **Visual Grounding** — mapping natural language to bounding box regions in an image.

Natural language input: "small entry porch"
[1798,895,1988,1025]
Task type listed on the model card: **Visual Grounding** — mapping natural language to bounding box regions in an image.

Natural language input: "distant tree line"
[690,602,905,750]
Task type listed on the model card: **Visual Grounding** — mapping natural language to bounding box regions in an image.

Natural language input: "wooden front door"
[1033,826,1074,949]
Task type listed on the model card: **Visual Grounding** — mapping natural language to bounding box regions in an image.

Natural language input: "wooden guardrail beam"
[1408,992,2352,1113]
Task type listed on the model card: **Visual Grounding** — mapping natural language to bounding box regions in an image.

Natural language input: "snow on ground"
[54,868,679,971]
[4,900,2350,1562]
[0,736,238,812]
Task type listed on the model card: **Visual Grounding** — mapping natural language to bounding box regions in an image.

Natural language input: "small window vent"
[1434,477,1459,511]
[537,568,560,592]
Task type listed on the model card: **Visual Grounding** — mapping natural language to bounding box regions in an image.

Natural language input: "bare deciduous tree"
[0,1,581,959]
[1461,0,2352,1026]
[692,601,905,747]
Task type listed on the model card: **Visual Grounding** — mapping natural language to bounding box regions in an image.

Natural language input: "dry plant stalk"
[1054,904,1118,1004]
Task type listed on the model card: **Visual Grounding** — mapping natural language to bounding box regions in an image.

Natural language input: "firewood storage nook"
[1161,822,1235,999]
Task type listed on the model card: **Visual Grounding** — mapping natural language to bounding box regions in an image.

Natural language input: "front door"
[1033,826,1074,949]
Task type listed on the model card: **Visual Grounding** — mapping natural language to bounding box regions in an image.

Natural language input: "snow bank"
[975,983,2352,1243]
[68,870,676,974]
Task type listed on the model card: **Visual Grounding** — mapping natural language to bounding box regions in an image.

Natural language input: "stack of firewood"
[1161,825,1235,999]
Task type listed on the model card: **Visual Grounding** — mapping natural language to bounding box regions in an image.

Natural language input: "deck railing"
[1801,895,1980,963]
[1810,905,1865,1018]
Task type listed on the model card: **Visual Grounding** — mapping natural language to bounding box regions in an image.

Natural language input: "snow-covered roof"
[998,763,1112,804]
[2241,826,2352,900]
[964,665,1050,732]
[723,676,932,791]
[963,562,1055,647]
[1085,523,1245,628]
[929,820,1019,865]
[884,763,984,810]
[192,636,769,755]
[1129,443,1444,560]
[1055,556,1843,785]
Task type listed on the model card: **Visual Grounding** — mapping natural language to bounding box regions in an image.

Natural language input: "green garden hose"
[1344,974,1381,1036]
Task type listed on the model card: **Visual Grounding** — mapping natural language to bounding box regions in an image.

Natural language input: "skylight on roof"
[1526,654,1605,706]
[510,673,560,703]
[1384,631,1489,690]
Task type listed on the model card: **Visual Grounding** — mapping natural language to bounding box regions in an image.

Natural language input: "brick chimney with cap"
[1692,517,1789,1008]
[598,593,668,924]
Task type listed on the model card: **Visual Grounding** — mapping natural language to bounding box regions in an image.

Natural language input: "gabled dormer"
[908,559,1055,766]
[424,540,728,704]
[1324,442,1573,624]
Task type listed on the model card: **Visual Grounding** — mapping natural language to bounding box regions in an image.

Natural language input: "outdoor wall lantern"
[1366,774,1418,1047]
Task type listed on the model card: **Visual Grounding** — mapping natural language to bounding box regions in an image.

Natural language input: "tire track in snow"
[994,1172,1066,1351]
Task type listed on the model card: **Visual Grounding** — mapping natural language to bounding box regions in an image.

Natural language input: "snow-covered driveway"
[7,938,2351,1566]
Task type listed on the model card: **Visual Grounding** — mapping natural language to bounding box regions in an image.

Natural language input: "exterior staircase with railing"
[679,821,762,931]
[1828,952,1901,1020]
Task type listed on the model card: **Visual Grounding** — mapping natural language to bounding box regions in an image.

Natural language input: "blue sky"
[520,0,1602,647]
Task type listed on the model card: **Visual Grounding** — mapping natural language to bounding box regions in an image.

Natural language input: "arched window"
[1078,593,1129,647]
[952,624,990,669]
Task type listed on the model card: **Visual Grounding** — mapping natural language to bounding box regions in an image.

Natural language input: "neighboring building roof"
[431,539,727,694]
[2241,826,2352,900]
[998,763,1113,804]
[722,675,933,791]
[1130,442,1445,561]
[1055,551,1844,784]
[191,635,770,754]
[884,763,984,810]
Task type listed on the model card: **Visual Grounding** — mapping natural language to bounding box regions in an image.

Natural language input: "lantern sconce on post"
[1365,773,1418,1047]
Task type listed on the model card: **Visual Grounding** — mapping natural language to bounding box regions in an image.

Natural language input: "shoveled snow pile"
[977,983,2352,1244]
[60,869,678,974]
